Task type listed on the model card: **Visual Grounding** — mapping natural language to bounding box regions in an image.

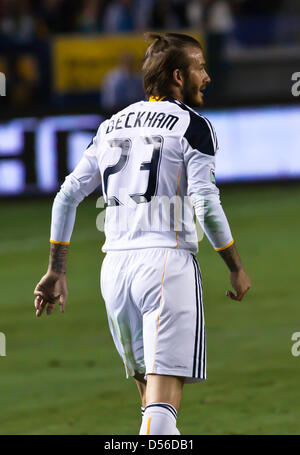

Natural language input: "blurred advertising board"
[52,31,203,94]
[53,34,148,94]
[0,115,103,195]
[0,106,299,196]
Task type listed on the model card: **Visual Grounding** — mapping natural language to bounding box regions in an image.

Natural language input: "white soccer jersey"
[50,96,233,253]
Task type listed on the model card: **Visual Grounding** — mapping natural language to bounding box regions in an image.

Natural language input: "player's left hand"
[226,268,251,302]
[34,270,68,317]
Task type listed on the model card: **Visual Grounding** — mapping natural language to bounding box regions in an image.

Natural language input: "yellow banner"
[52,31,204,94]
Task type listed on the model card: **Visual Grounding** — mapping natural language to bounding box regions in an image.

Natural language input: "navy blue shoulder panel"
[177,101,216,156]
[161,96,178,104]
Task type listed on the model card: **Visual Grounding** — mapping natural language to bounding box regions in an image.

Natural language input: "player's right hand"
[226,269,251,302]
[33,270,68,317]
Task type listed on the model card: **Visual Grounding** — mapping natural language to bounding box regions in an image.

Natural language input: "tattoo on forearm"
[49,244,69,274]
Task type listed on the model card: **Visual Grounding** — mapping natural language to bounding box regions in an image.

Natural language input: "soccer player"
[34,33,251,435]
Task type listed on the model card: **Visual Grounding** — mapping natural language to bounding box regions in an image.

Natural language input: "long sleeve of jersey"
[183,111,233,251]
[50,131,102,245]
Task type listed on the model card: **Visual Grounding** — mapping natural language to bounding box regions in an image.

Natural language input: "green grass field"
[0,184,300,435]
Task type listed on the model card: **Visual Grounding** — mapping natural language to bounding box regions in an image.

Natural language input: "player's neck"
[149,87,184,104]
[169,86,184,103]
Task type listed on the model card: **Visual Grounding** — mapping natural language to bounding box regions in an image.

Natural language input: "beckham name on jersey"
[106,110,179,133]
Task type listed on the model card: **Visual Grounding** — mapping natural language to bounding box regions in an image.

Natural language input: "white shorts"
[100,248,206,384]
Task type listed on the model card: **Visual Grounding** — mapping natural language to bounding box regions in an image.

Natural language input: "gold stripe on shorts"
[152,250,169,372]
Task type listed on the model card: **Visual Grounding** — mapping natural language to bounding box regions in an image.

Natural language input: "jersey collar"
[148,96,177,104]
[148,96,166,102]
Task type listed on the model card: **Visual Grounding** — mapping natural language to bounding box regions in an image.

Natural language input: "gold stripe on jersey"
[214,239,234,251]
[148,96,166,102]
[50,239,70,245]
[152,249,169,372]
[175,168,181,248]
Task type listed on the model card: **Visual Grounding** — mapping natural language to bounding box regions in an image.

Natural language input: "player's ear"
[172,68,184,88]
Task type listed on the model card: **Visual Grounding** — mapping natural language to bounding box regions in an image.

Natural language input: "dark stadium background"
[0,0,300,435]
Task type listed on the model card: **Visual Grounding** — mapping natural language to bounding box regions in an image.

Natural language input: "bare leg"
[145,374,184,411]
[134,371,147,408]
[138,374,184,434]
